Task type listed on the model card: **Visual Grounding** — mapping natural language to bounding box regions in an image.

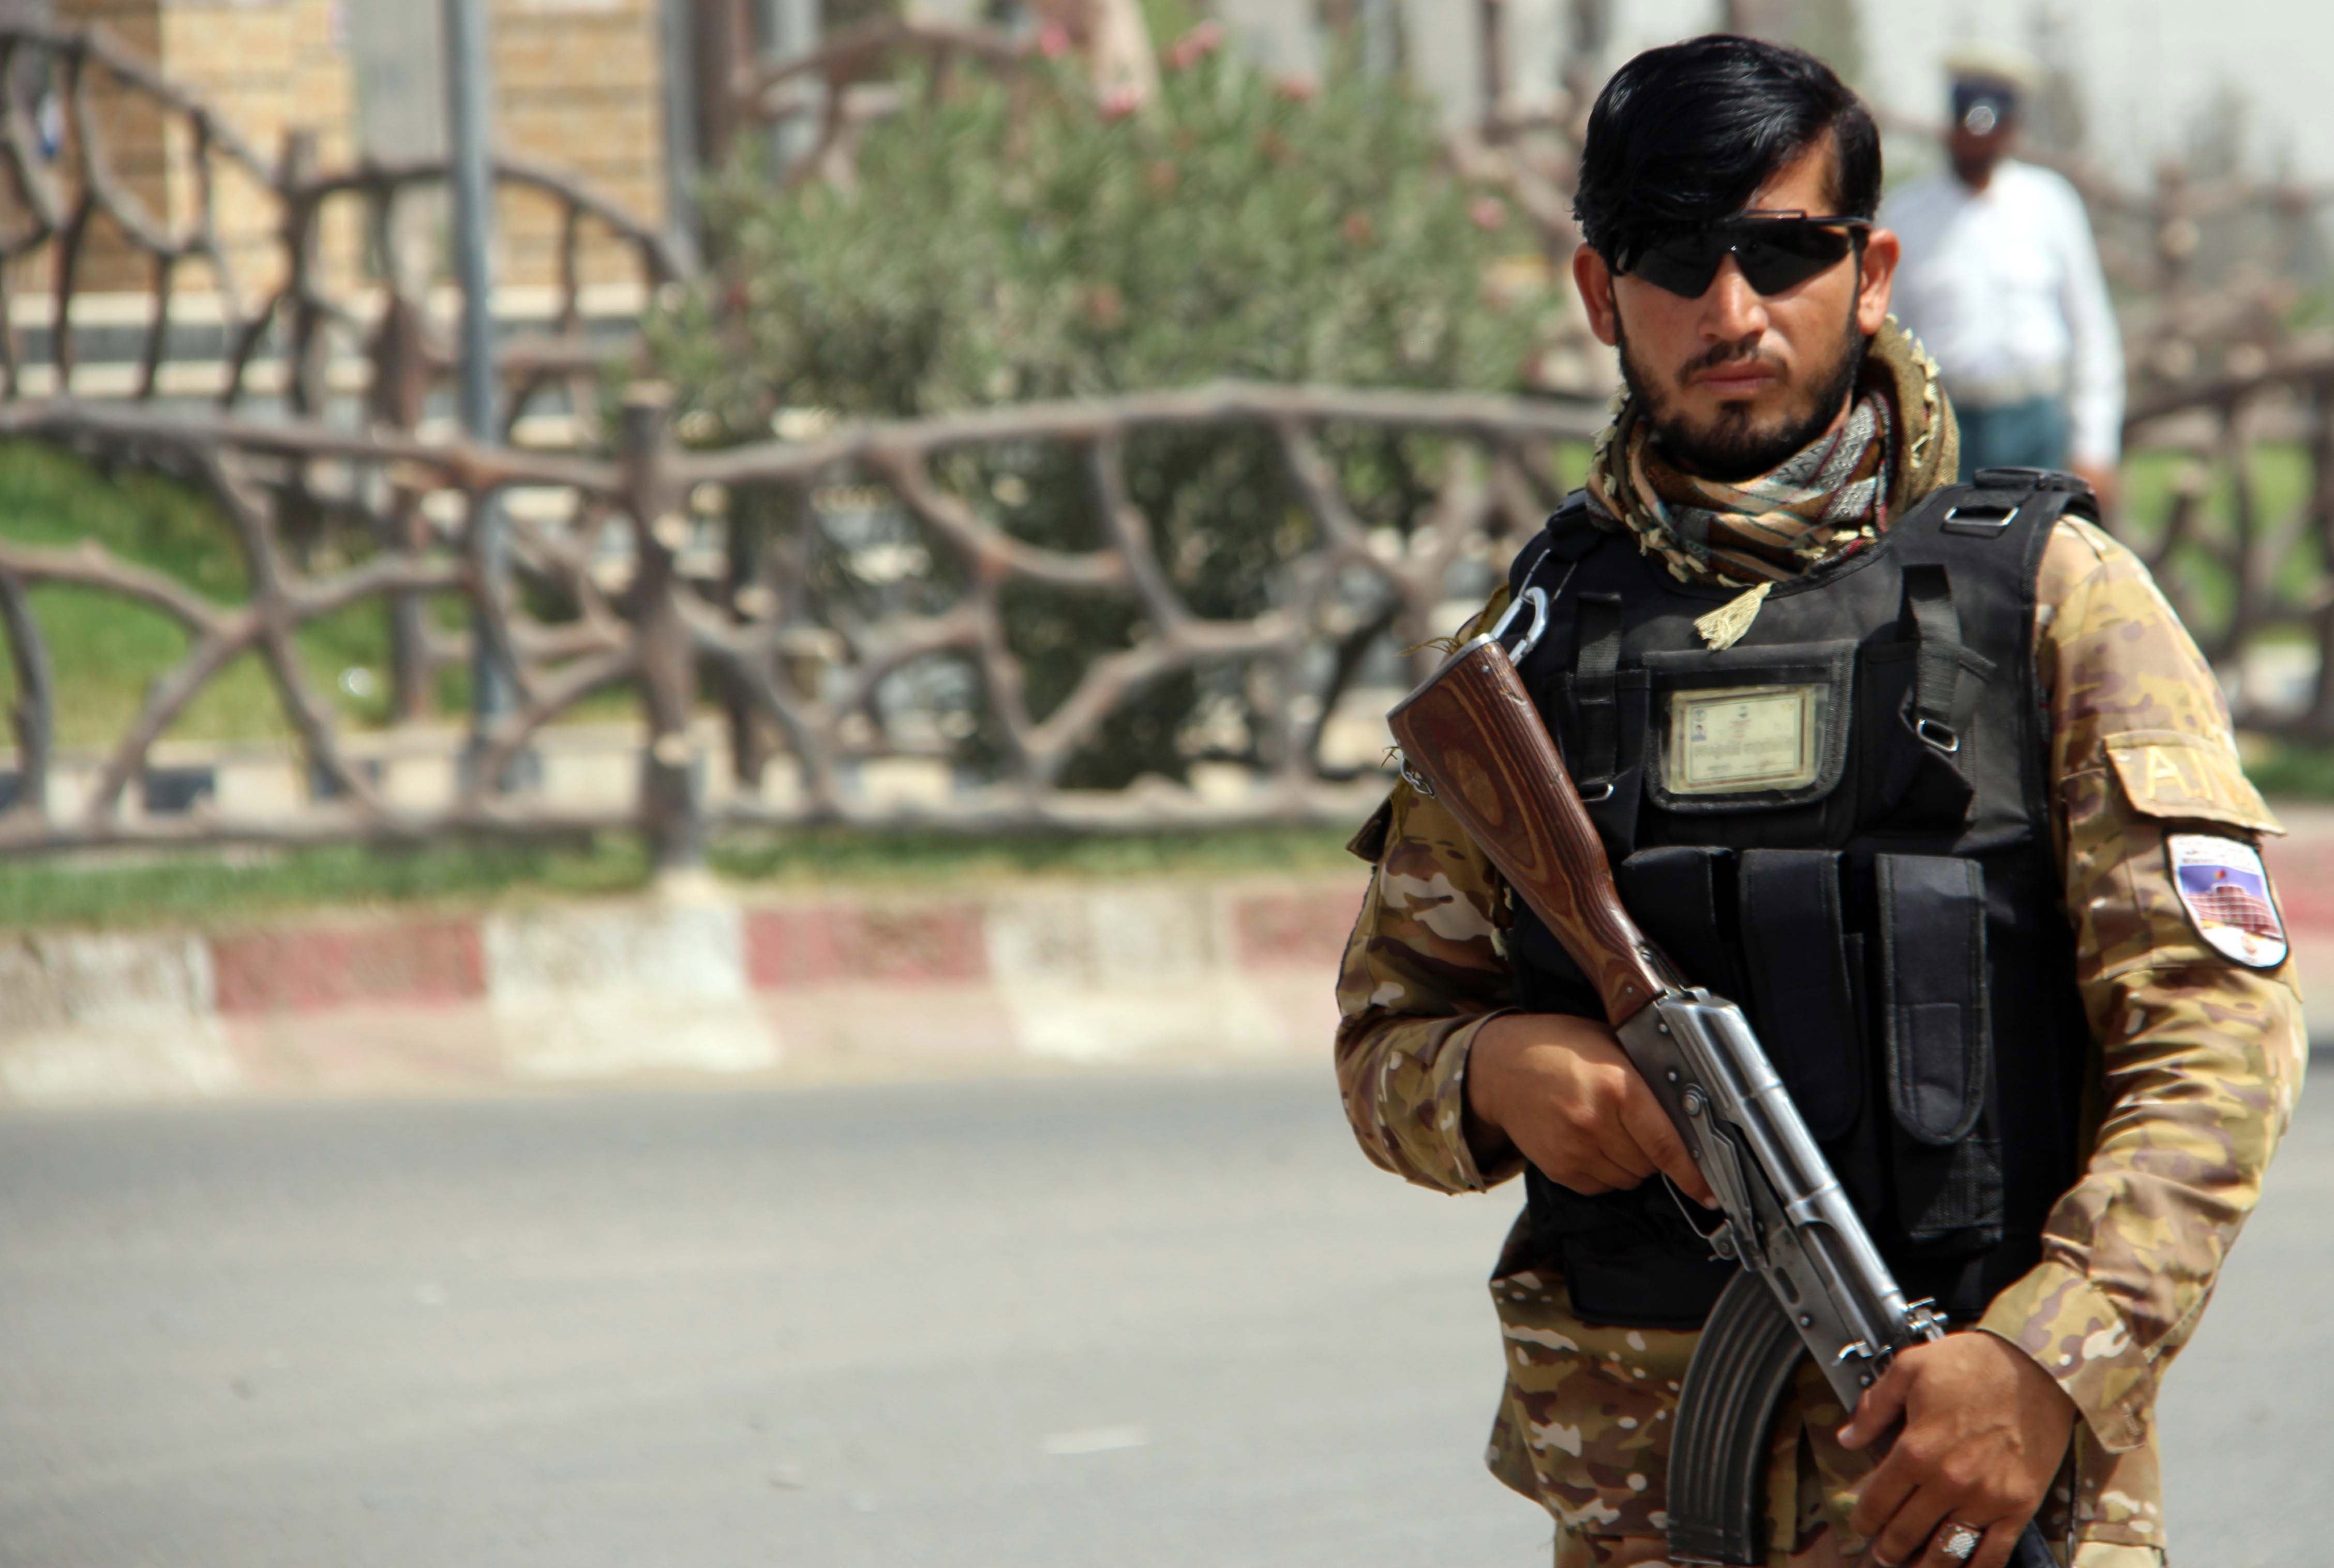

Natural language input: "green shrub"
[647,31,1562,787]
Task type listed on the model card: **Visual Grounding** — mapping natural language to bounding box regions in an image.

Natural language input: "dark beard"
[1617,310,1869,484]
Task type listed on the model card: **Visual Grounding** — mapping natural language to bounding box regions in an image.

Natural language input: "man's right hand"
[1464,1012,1716,1205]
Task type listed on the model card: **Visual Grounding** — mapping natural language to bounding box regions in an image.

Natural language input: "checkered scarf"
[1584,319,1960,589]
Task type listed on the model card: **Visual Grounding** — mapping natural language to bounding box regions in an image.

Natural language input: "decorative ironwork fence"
[0,384,1601,857]
[1,19,689,750]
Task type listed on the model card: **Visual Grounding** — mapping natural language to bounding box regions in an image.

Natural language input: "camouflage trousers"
[1484,1259,2170,1567]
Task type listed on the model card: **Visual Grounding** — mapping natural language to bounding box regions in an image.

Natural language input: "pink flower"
[1084,283,1127,329]
[1165,21,1225,71]
[1470,195,1509,231]
[1100,83,1143,120]
[1038,22,1072,59]
[1272,74,1319,102]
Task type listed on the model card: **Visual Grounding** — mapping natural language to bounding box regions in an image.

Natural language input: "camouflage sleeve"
[1333,775,1524,1194]
[1976,516,2308,1454]
[1333,590,1531,1194]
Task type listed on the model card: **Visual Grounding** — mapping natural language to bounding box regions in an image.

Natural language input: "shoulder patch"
[2166,833,2288,969]
[2105,736,2282,836]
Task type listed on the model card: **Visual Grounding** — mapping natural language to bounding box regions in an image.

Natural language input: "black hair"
[1573,35,1881,272]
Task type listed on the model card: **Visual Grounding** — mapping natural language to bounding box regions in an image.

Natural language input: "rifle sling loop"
[1899,563,1963,752]
[1574,591,1626,787]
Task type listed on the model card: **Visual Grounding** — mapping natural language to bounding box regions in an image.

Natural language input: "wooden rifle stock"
[1386,631,1670,1026]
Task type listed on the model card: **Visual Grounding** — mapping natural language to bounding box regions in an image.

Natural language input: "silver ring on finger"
[1936,1520,1984,1562]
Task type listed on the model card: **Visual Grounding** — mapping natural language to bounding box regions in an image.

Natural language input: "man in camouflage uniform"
[1334,37,2302,1568]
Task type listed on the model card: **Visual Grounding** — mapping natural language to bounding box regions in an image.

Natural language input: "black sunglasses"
[1624,211,1872,299]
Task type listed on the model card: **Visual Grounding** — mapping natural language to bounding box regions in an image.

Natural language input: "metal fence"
[0,384,1598,857]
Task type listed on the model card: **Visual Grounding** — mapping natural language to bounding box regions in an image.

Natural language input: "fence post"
[721,484,773,793]
[1477,0,1504,130]
[623,382,705,872]
[367,277,435,723]
[1358,0,1399,79]
[278,129,327,567]
[280,129,326,419]
[0,572,50,817]
[693,0,754,181]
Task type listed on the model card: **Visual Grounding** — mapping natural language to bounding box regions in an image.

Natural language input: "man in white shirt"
[1882,51,2124,505]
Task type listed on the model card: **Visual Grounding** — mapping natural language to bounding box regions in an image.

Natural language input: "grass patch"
[709,822,1361,887]
[0,836,654,931]
[0,440,409,745]
[0,440,653,746]
[0,821,1366,931]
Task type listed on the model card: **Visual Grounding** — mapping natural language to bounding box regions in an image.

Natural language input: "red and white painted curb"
[0,872,1374,1104]
[7,808,2334,1106]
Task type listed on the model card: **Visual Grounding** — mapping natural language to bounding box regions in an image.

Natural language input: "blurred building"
[42,0,671,299]
[1205,0,1583,129]
[343,0,672,289]
[54,0,355,292]
[24,0,1591,305]
[830,0,1584,131]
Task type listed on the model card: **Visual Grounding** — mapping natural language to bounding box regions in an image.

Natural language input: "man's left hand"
[1838,1330,2077,1568]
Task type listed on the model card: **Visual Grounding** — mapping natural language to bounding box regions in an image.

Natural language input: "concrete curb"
[0,871,1374,1105]
[9,812,2334,1106]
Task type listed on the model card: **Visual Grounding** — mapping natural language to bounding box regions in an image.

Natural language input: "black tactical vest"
[1504,470,2097,1328]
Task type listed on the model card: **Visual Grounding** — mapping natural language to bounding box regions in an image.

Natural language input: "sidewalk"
[0,868,1368,1104]
[7,812,2333,1106]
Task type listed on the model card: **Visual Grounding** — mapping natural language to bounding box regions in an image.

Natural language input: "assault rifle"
[1387,586,2056,1568]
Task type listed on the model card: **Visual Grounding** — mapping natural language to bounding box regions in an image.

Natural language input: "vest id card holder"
[1641,640,1858,817]
[1666,684,1827,795]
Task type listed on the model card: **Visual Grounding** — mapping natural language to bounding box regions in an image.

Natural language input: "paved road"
[0,1065,2321,1567]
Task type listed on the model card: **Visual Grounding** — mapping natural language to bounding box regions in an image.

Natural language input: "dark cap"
[1951,79,2017,135]
[1942,46,2038,135]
